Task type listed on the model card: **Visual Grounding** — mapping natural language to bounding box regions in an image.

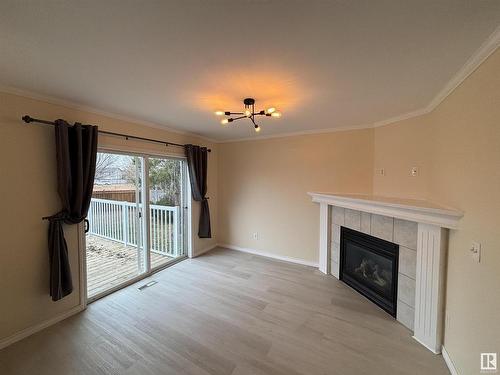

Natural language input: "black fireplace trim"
[339,227,399,318]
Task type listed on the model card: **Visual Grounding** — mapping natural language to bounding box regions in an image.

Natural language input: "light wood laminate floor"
[0,248,449,375]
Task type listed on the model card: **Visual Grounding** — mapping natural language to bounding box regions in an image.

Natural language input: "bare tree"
[95,153,120,181]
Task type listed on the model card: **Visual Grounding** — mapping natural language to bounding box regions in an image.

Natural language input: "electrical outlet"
[252,232,259,240]
[410,166,419,177]
[470,241,481,263]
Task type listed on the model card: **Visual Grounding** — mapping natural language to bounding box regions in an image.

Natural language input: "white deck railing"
[87,198,179,257]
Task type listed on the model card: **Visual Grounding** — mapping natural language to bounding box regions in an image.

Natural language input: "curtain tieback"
[43,210,87,224]
[43,211,70,222]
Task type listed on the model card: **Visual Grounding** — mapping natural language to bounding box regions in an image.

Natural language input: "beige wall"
[373,114,433,199]
[0,92,218,343]
[218,130,374,263]
[219,49,500,373]
[373,49,500,374]
[1,49,498,375]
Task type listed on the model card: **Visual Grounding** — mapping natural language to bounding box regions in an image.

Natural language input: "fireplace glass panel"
[343,242,394,300]
[340,227,399,317]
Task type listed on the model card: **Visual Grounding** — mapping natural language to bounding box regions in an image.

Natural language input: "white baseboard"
[411,335,441,354]
[219,244,318,267]
[0,245,313,350]
[0,303,85,350]
[193,243,218,258]
[442,346,459,375]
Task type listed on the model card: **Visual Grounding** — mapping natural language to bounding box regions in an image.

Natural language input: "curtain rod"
[22,115,211,152]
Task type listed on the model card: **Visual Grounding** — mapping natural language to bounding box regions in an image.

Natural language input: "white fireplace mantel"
[308,192,463,354]
[308,192,463,229]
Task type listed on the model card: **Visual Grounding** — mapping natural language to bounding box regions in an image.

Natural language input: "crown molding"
[426,24,500,112]
[2,25,499,144]
[0,85,217,143]
[217,105,433,143]
[219,25,500,143]
[370,107,432,129]
[217,122,374,143]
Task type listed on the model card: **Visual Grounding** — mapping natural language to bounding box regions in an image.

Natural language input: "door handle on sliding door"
[84,219,90,233]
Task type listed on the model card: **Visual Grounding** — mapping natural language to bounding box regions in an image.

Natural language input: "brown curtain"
[185,144,211,238]
[47,119,98,301]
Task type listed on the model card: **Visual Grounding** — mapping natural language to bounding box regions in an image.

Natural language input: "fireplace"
[309,192,463,353]
[340,227,399,317]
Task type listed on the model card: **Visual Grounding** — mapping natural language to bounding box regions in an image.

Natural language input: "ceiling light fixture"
[215,98,281,133]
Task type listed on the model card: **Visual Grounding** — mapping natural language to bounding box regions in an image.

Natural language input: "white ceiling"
[1,1,500,141]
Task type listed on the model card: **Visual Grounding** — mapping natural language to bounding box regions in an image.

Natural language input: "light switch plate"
[471,242,481,263]
[410,166,419,176]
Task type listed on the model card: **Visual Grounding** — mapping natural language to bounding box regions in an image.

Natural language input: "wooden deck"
[86,235,174,298]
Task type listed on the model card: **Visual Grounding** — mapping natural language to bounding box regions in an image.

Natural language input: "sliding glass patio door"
[85,151,187,301]
[148,157,186,269]
[86,152,146,299]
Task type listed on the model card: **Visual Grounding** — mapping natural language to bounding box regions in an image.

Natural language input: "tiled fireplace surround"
[308,192,463,355]
[331,207,418,330]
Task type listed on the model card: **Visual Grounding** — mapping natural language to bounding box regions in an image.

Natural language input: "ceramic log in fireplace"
[340,227,399,317]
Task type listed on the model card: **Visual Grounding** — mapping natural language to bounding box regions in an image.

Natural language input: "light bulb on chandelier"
[221,118,234,125]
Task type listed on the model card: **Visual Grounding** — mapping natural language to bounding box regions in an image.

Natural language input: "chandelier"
[215,98,282,132]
